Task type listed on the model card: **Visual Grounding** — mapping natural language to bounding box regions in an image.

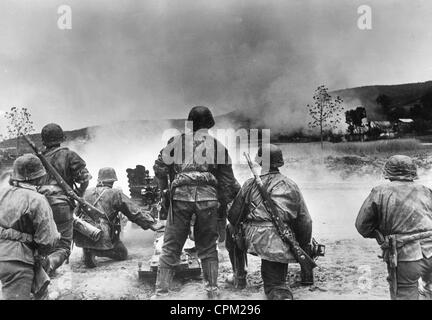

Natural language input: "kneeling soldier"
[356,155,432,300]
[0,154,60,300]
[75,167,163,268]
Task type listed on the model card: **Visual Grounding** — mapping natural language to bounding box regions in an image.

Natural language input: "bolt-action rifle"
[22,135,105,228]
[244,152,317,272]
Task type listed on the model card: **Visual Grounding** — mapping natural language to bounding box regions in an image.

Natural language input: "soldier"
[75,167,164,267]
[226,144,312,300]
[152,106,240,299]
[38,123,92,275]
[0,154,60,300]
[356,155,432,300]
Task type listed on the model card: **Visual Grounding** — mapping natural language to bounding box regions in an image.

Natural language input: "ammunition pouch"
[171,171,217,188]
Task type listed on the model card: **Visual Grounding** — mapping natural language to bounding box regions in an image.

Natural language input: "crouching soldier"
[75,167,163,268]
[0,154,60,300]
[226,144,313,300]
[356,155,432,300]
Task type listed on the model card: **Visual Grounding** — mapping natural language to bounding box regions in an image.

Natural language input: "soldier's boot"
[226,250,247,289]
[151,267,175,300]
[93,241,128,261]
[46,252,67,277]
[202,259,220,299]
[82,249,97,268]
[269,287,294,300]
[300,267,314,286]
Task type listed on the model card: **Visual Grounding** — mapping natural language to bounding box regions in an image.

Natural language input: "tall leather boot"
[202,259,220,299]
[82,249,97,268]
[151,267,175,299]
[47,252,67,277]
[227,250,247,289]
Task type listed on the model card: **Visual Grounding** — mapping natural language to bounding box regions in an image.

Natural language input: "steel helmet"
[97,167,118,183]
[41,123,65,147]
[255,144,284,168]
[187,106,215,131]
[11,154,46,182]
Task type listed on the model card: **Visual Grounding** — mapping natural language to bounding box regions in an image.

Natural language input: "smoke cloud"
[1,0,432,136]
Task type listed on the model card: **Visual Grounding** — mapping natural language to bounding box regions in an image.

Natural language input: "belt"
[246,221,274,227]
[381,231,432,249]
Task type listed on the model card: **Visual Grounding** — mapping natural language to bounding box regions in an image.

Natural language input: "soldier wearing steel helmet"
[0,154,60,300]
[152,106,240,299]
[38,123,92,275]
[356,155,432,300]
[75,167,163,268]
[226,144,312,300]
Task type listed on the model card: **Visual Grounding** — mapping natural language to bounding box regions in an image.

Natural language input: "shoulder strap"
[93,188,108,206]
[44,146,68,157]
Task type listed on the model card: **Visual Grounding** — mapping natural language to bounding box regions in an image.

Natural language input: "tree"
[376,94,392,113]
[4,107,34,154]
[307,85,344,149]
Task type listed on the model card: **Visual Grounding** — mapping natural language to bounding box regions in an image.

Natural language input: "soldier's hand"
[149,221,165,232]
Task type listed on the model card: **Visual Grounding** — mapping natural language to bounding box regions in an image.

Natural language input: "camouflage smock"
[153,132,240,205]
[356,181,432,261]
[39,146,92,205]
[74,185,156,250]
[0,183,60,265]
[228,171,312,264]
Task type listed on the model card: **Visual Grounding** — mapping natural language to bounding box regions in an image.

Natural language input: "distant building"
[395,118,414,134]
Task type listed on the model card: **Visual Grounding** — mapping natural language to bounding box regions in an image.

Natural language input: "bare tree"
[4,107,34,154]
[307,85,344,149]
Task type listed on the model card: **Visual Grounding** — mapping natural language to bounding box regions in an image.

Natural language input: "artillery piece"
[126,165,202,282]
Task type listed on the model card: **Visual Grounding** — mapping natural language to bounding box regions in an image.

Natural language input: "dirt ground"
[44,222,389,300]
[4,144,427,300]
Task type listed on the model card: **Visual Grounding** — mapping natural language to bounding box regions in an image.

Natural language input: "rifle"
[374,229,397,296]
[31,257,50,299]
[243,152,317,272]
[166,174,174,225]
[22,135,105,221]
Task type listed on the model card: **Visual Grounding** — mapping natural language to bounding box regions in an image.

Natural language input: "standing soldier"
[152,106,240,299]
[226,144,313,300]
[356,155,432,300]
[75,167,163,267]
[0,154,60,300]
[38,123,92,275]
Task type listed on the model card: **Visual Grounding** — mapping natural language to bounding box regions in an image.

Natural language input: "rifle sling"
[251,178,293,244]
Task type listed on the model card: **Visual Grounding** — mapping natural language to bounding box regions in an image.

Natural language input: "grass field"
[275,138,429,159]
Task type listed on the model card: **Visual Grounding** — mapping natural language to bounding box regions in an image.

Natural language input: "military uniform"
[153,106,240,298]
[38,123,92,274]
[0,154,59,300]
[75,168,162,267]
[356,155,432,300]
[226,144,312,300]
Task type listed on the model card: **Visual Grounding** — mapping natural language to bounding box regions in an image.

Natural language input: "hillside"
[332,80,432,120]
[2,80,432,150]
[0,110,252,151]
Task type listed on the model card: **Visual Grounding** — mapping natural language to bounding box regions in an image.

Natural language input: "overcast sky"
[0,0,432,135]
